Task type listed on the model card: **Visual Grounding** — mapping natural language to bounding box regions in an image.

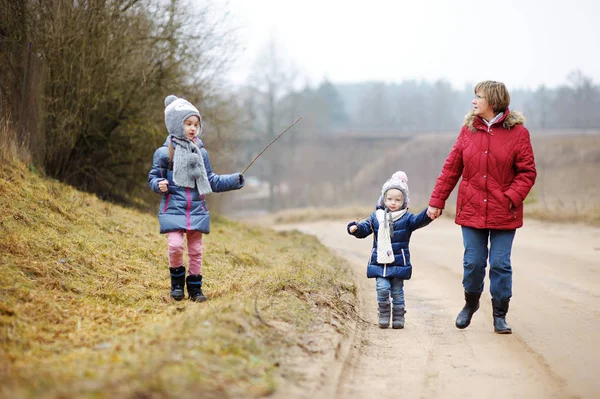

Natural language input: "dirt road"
[280,217,600,399]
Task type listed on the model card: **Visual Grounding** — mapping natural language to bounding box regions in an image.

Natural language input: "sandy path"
[282,217,600,399]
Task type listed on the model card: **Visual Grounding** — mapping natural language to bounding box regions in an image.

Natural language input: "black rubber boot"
[392,306,406,329]
[378,302,391,329]
[455,291,481,329]
[492,298,512,334]
[169,266,186,301]
[186,274,207,303]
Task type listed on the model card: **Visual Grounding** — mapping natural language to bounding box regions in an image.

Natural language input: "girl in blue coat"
[148,95,244,302]
[348,171,432,329]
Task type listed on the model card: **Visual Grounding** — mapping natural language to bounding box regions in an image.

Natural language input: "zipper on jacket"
[457,205,462,217]
[401,248,407,265]
[383,264,387,277]
[163,194,171,213]
[186,188,192,229]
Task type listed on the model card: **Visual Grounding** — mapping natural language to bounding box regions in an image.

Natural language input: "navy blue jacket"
[148,136,243,234]
[347,208,432,280]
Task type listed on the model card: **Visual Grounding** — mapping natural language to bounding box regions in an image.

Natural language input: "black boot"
[392,306,406,329]
[169,266,186,301]
[492,298,512,334]
[186,274,207,302]
[455,291,481,329]
[378,302,391,329]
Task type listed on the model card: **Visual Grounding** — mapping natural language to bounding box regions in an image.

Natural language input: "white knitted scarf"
[376,208,407,264]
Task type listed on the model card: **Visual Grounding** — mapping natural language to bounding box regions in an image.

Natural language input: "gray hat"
[378,171,410,209]
[164,95,203,139]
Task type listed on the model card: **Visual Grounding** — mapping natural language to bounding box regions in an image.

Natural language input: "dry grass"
[525,205,600,225]
[0,119,31,166]
[267,199,600,227]
[270,206,375,225]
[0,159,356,399]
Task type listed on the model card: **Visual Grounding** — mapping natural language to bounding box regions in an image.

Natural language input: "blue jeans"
[461,226,516,301]
[376,277,405,307]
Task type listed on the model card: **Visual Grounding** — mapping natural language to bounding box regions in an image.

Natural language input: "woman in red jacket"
[427,81,536,334]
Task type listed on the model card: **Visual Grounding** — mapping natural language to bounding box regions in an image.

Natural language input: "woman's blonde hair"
[474,81,510,113]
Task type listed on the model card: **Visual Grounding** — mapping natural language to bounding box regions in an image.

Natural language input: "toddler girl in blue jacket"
[347,171,432,328]
[148,95,244,302]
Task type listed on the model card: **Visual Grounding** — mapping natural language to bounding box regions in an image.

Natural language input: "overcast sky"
[214,0,600,90]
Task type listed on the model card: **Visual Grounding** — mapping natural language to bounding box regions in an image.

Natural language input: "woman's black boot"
[169,266,186,301]
[186,274,207,302]
[455,291,481,329]
[492,298,512,334]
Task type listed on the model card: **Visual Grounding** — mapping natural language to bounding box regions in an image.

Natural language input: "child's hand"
[349,225,358,233]
[427,206,442,220]
[239,173,245,185]
[158,179,169,193]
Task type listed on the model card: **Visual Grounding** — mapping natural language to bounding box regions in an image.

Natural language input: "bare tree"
[2,0,240,207]
[242,36,299,211]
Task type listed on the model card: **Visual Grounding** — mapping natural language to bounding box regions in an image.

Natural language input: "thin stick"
[241,117,302,175]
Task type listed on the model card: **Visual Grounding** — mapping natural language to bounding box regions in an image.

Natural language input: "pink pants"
[167,230,203,275]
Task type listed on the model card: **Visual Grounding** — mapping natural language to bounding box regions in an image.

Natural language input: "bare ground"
[269,217,600,399]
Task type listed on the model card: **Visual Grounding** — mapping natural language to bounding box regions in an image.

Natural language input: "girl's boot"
[455,291,481,329]
[378,302,391,329]
[492,298,512,334]
[169,266,186,301]
[392,306,406,329]
[186,274,207,302]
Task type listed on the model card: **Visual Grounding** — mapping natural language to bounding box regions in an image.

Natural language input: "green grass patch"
[0,160,356,398]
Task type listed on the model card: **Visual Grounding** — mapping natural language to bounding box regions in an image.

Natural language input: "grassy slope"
[0,160,356,399]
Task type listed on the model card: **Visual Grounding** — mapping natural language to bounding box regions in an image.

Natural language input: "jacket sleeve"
[407,207,433,231]
[148,148,168,194]
[504,127,537,208]
[348,214,374,238]
[429,129,465,209]
[203,148,245,193]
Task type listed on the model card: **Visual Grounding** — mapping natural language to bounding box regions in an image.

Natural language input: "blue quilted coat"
[148,137,243,234]
[347,208,432,280]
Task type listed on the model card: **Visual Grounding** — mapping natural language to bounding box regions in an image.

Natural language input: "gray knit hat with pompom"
[164,95,203,139]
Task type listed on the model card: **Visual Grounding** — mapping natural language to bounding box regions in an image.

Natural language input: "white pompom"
[391,171,408,183]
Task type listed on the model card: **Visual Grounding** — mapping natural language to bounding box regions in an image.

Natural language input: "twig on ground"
[254,295,273,328]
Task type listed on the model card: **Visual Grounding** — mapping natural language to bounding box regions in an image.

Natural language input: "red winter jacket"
[429,109,537,230]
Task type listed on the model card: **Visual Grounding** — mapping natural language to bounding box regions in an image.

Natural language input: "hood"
[464,108,526,132]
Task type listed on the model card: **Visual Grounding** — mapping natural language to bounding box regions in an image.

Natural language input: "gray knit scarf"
[171,136,212,196]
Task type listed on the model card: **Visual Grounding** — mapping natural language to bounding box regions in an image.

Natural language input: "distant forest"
[263,70,600,135]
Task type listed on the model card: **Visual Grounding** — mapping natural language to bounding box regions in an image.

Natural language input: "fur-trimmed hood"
[464,108,526,132]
